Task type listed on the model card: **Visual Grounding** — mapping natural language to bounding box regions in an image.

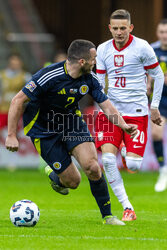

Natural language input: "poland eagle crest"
[114,55,124,67]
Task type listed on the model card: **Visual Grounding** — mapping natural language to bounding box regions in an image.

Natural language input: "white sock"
[160,165,167,174]
[102,152,134,210]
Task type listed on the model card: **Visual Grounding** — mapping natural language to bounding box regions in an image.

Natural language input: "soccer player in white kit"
[95,9,164,221]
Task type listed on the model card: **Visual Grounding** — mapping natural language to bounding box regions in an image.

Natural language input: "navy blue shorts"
[31,118,94,174]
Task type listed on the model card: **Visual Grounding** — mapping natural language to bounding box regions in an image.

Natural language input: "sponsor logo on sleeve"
[25,81,37,92]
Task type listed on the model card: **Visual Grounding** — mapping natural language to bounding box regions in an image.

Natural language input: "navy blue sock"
[49,171,65,187]
[89,173,112,218]
[153,140,164,167]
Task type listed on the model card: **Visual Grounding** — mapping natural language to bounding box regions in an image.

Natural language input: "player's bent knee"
[84,159,101,179]
[125,156,143,171]
[61,170,81,189]
[64,175,81,189]
[69,180,80,189]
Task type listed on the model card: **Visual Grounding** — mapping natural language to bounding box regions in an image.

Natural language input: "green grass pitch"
[0,169,166,250]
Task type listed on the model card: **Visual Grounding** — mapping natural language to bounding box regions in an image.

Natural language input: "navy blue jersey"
[151,43,167,99]
[22,61,108,138]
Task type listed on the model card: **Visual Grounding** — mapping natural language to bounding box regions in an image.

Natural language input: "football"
[10,199,40,227]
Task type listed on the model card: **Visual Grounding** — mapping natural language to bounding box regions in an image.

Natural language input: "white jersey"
[96,34,159,116]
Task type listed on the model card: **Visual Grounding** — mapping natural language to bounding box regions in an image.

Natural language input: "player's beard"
[80,63,93,75]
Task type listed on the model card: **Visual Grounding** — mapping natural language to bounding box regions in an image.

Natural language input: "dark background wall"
[33,0,164,50]
[33,0,111,49]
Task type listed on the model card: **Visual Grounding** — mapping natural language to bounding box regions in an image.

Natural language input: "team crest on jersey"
[25,81,37,92]
[79,85,89,95]
[53,162,61,170]
[114,55,124,67]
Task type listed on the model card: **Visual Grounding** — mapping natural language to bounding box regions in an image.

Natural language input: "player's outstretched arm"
[5,90,30,152]
[99,99,137,137]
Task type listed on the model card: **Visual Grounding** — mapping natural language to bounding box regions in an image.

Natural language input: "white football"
[10,199,40,227]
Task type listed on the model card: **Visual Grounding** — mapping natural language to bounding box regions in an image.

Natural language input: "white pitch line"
[0,235,166,242]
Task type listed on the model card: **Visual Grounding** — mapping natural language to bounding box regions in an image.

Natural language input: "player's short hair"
[159,19,167,25]
[67,39,96,63]
[110,9,131,23]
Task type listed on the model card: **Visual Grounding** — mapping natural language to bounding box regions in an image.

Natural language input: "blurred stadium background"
[0,0,167,170]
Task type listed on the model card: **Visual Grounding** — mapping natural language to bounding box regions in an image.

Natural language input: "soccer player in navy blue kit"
[6,39,137,225]
[148,20,167,192]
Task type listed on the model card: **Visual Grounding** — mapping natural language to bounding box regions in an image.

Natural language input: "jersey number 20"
[132,129,145,144]
[115,77,126,88]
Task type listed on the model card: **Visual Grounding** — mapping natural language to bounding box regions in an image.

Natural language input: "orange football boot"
[122,208,137,221]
